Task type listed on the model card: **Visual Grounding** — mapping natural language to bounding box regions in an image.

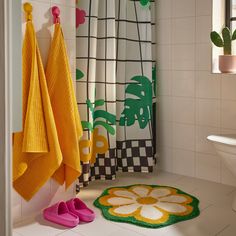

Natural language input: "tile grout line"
[111,224,147,236]
[158,14,211,21]
[194,0,197,180]
[219,62,223,184]
[226,188,236,196]
[55,229,74,236]
[200,203,214,212]
[214,224,230,236]
[107,221,148,236]
[169,0,173,173]
[13,231,24,236]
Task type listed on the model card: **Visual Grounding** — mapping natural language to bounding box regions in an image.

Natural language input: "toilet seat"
[207,134,236,146]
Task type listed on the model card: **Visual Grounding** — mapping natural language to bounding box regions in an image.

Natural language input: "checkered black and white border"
[76,149,117,190]
[117,139,155,173]
[76,139,155,191]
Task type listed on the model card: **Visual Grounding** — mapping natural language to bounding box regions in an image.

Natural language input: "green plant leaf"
[93,110,116,124]
[232,29,236,40]
[222,27,232,55]
[84,94,117,136]
[152,66,157,97]
[76,69,84,80]
[140,0,150,6]
[125,84,143,98]
[210,31,224,47]
[81,121,93,131]
[119,76,153,129]
[127,76,153,106]
[122,98,150,129]
[86,99,94,113]
[119,107,136,127]
[95,99,105,108]
[93,121,115,135]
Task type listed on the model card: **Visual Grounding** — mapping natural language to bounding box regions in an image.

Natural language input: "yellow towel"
[13,4,63,201]
[46,23,83,188]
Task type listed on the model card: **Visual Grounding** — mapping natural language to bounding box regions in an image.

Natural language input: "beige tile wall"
[157,0,236,186]
[13,0,76,224]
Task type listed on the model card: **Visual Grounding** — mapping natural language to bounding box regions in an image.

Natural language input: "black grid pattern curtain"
[75,0,156,189]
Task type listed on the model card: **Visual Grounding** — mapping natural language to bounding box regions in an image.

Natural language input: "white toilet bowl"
[207,134,236,211]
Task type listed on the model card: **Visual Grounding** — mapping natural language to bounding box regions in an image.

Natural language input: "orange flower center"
[137,197,157,205]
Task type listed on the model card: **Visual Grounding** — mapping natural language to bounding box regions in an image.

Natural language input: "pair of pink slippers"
[43,198,95,228]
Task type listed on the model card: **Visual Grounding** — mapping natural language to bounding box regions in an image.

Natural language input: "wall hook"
[52,6,60,24]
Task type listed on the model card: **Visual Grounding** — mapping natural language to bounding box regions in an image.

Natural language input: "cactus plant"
[210,27,236,55]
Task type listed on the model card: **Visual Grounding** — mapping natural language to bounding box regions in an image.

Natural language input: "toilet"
[207,134,236,211]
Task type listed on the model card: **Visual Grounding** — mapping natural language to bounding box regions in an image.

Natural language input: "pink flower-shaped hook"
[52,6,60,24]
[76,8,86,28]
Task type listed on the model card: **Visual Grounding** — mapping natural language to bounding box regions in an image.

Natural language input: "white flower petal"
[159,195,188,203]
[112,190,137,199]
[149,188,171,198]
[156,202,187,213]
[140,205,163,220]
[131,186,150,197]
[107,197,135,206]
[113,203,140,215]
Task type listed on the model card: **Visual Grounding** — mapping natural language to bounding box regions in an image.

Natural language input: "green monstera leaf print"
[119,75,153,129]
[81,98,116,135]
[152,65,157,96]
[140,0,150,7]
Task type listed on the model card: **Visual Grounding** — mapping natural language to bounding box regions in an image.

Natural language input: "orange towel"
[13,5,63,201]
[46,23,83,188]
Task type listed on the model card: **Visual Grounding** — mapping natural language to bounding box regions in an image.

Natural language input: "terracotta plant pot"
[219,55,236,73]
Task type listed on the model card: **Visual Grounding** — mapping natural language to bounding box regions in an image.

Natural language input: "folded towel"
[13,7,63,201]
[46,23,83,188]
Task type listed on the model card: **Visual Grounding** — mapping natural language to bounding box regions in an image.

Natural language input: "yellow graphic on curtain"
[79,98,116,164]
[79,128,109,164]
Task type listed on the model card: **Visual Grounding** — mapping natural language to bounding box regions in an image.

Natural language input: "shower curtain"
[76,0,156,189]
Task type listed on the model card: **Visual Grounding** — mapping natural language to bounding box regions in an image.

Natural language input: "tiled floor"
[13,170,236,236]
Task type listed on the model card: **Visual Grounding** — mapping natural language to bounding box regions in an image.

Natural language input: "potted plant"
[210,27,236,73]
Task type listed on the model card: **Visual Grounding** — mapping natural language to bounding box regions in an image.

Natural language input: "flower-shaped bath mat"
[94,184,200,228]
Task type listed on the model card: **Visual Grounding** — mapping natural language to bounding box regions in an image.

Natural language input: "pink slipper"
[66,198,95,222]
[43,201,79,227]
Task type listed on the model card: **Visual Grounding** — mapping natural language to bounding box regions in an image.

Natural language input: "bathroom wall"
[157,0,236,186]
[12,0,76,224]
